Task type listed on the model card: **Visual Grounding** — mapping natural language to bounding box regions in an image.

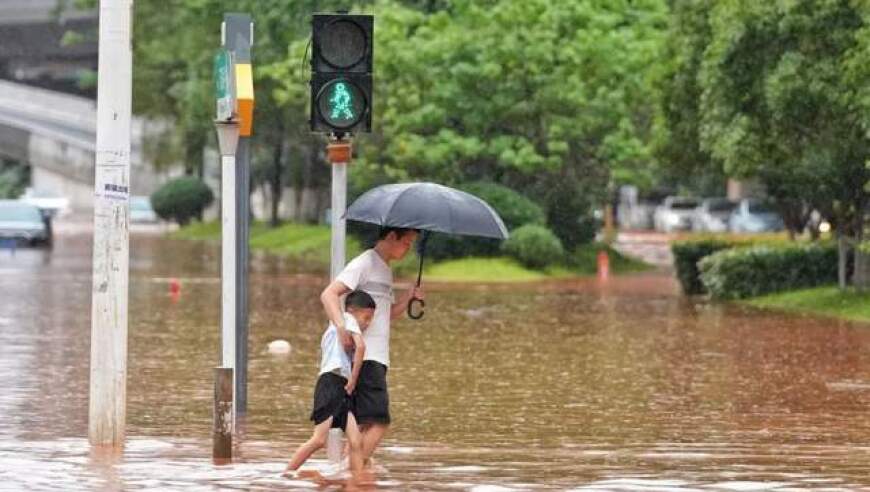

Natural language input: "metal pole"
[221,152,237,371]
[235,138,249,415]
[213,367,233,460]
[89,0,132,447]
[224,13,253,416]
[331,161,347,280]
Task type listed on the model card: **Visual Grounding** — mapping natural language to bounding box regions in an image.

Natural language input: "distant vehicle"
[653,196,699,233]
[692,198,735,233]
[729,199,784,233]
[130,196,158,223]
[19,187,70,218]
[0,200,51,246]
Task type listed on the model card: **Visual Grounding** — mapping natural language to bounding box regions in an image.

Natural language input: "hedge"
[501,224,564,268]
[698,243,837,299]
[671,239,733,294]
[151,177,214,225]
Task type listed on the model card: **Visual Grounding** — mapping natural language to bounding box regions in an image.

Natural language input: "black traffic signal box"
[310,13,373,134]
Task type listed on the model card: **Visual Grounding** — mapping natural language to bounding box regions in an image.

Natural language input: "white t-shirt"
[336,249,394,367]
[319,312,362,379]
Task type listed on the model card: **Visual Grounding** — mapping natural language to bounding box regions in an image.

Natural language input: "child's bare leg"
[345,413,364,473]
[287,418,333,471]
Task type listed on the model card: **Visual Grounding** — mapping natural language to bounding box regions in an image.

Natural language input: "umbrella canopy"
[345,182,509,320]
[345,182,509,239]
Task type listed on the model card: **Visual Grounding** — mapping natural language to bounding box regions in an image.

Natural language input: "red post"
[597,250,610,280]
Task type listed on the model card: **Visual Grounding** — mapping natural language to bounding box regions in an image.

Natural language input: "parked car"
[19,187,70,218]
[692,198,735,232]
[653,196,699,232]
[130,196,158,223]
[0,200,51,246]
[729,199,784,233]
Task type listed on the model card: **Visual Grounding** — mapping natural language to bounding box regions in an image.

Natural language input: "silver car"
[654,196,699,233]
[729,199,784,233]
[0,200,50,246]
[692,198,735,232]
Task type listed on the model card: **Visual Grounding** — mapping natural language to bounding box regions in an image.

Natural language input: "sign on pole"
[214,48,236,122]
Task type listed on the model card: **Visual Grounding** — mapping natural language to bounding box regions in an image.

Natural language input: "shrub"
[698,243,837,299]
[671,239,733,295]
[501,224,564,269]
[425,182,545,261]
[151,177,214,225]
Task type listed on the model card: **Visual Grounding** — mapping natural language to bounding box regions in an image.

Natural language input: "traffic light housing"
[310,13,373,134]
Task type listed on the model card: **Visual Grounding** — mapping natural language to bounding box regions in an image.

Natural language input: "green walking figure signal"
[310,13,373,134]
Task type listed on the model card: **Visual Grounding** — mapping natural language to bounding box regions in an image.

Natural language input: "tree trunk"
[269,140,284,227]
[838,234,849,289]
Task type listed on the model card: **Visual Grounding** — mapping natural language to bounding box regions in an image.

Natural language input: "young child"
[286,290,375,474]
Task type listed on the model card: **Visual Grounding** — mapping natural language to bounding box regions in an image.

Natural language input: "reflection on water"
[2,234,870,490]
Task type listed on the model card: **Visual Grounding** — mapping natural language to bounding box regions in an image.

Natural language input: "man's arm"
[321,280,353,349]
[345,333,366,395]
[390,285,424,321]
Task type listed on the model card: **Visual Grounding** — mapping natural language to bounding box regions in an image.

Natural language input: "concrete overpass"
[0,79,167,211]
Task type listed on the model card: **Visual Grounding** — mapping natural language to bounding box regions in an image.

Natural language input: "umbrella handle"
[408,297,425,320]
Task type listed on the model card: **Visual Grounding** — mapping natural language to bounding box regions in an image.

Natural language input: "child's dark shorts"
[310,372,351,431]
[353,361,390,425]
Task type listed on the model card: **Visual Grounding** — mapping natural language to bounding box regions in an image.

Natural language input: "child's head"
[345,290,376,330]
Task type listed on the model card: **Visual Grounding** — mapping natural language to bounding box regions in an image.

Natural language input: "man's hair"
[345,290,376,310]
[377,226,418,241]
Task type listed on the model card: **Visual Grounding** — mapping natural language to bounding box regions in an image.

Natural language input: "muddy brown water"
[2,233,870,490]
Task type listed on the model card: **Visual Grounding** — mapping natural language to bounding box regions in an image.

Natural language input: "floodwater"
[2,232,870,491]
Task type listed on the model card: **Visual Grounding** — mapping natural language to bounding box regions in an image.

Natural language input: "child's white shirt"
[319,312,362,379]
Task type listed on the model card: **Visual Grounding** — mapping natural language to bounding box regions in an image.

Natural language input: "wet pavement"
[2,231,870,490]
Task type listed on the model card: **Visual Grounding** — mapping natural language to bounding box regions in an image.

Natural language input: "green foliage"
[698,1,869,236]
[671,239,733,295]
[151,177,214,226]
[698,243,838,300]
[747,286,870,323]
[461,182,545,230]
[0,161,28,199]
[501,224,564,269]
[424,182,545,260]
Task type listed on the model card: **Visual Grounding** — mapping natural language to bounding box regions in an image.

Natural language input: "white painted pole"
[221,153,237,369]
[215,120,239,437]
[330,162,347,281]
[327,143,349,468]
[89,0,133,447]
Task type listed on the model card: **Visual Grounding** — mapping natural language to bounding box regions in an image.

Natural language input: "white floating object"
[267,340,291,354]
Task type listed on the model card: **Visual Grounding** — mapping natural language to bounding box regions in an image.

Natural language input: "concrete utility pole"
[223,13,254,417]
[89,0,133,447]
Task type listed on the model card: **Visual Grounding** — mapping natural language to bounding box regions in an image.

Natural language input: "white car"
[654,196,699,233]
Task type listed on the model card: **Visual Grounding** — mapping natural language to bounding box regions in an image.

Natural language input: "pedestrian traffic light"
[310,13,373,134]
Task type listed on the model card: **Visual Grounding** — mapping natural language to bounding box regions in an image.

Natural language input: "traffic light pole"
[327,136,352,280]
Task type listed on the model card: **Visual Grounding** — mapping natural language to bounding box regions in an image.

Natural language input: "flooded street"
[3,232,870,490]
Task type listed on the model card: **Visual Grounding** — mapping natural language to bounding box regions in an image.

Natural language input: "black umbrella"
[345,182,509,319]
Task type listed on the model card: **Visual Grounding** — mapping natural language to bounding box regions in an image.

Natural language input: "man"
[320,226,423,465]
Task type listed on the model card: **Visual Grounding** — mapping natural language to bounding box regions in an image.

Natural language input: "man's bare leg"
[359,423,388,466]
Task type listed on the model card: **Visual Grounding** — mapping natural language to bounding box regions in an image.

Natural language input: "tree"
[699,0,870,284]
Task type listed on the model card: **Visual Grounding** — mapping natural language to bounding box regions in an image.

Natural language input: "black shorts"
[310,372,352,431]
[353,361,390,425]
